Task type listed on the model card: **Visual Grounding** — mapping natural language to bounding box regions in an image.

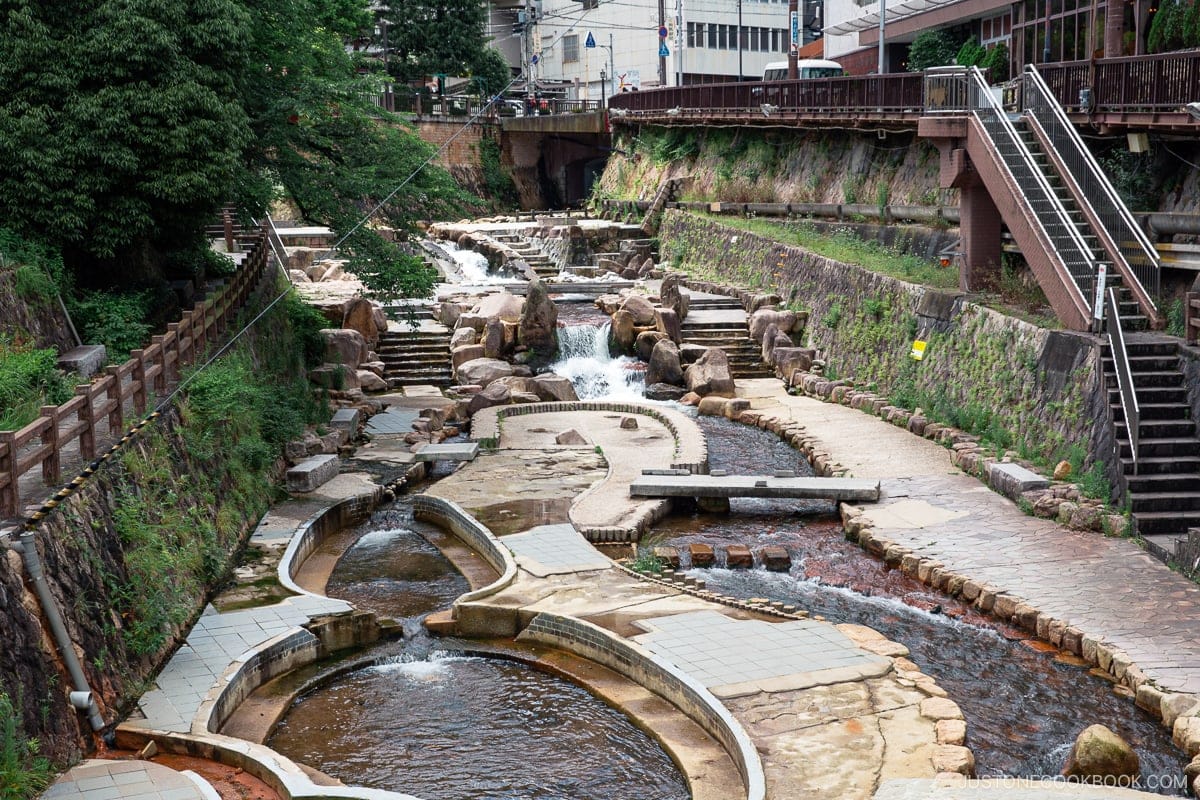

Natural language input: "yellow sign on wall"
[910,340,928,361]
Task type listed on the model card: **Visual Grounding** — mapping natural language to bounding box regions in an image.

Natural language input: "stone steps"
[378,330,452,388]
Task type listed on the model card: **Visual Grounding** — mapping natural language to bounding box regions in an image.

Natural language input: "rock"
[456,313,488,333]
[638,256,656,276]
[452,344,486,371]
[684,347,736,398]
[493,375,534,394]
[655,308,681,343]
[286,454,339,493]
[936,719,967,746]
[619,416,638,430]
[473,290,524,321]
[555,428,588,445]
[288,269,311,283]
[749,308,798,342]
[760,323,781,362]
[450,326,478,349]
[360,360,385,377]
[1069,504,1102,530]
[697,396,729,416]
[356,370,386,392]
[1053,460,1073,480]
[510,391,541,404]
[760,546,791,571]
[724,398,750,420]
[342,298,381,345]
[466,382,511,416]
[659,273,688,320]
[724,544,753,567]
[482,317,506,359]
[595,293,623,315]
[57,345,106,379]
[679,343,708,364]
[636,330,669,361]
[619,294,656,326]
[932,745,975,776]
[321,329,368,369]
[679,391,702,406]
[518,278,559,354]
[644,383,688,401]
[455,358,514,388]
[1161,695,1200,729]
[688,543,715,567]
[530,373,578,402]
[646,340,683,386]
[1063,724,1140,780]
[611,309,637,352]
[439,302,465,327]
[748,293,782,313]
[309,364,359,390]
[920,697,964,721]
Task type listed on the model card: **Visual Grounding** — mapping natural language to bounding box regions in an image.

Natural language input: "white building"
[489,0,814,103]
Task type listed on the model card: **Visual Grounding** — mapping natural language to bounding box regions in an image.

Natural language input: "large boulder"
[342,298,381,346]
[619,294,656,326]
[760,322,780,362]
[456,358,514,388]
[493,375,535,395]
[684,347,736,398]
[482,317,506,359]
[655,308,681,344]
[771,347,816,382]
[749,308,799,342]
[450,326,478,349]
[438,302,466,327]
[659,273,688,320]
[680,343,708,364]
[1063,725,1140,781]
[321,329,368,369]
[357,369,387,392]
[612,309,637,352]
[636,330,668,362]
[531,373,579,401]
[452,344,485,371]
[595,293,623,315]
[309,364,359,390]
[646,339,683,386]
[644,383,688,401]
[456,313,488,334]
[474,290,524,321]
[466,382,512,416]
[518,278,559,354]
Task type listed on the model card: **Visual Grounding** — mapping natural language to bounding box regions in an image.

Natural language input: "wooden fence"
[0,225,271,519]
[1187,291,1200,346]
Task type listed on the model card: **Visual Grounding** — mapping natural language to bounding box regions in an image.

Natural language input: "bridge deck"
[629,474,881,502]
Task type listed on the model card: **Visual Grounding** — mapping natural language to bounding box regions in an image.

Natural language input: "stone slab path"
[43,759,218,800]
[737,378,1200,695]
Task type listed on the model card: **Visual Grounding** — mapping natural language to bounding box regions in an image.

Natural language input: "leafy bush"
[478,136,519,208]
[0,692,54,800]
[0,230,67,303]
[285,293,331,368]
[68,290,155,357]
[955,37,986,67]
[1148,0,1192,53]
[982,42,1010,82]
[907,30,959,71]
[0,337,73,431]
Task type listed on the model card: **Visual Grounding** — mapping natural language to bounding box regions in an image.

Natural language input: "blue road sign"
[585,32,596,48]
[659,41,670,57]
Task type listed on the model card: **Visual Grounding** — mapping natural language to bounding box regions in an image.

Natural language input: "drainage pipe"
[6,533,105,732]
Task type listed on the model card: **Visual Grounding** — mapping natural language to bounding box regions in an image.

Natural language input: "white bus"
[762,59,845,80]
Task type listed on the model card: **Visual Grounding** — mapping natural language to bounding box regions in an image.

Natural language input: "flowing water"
[652,415,1188,792]
[437,240,516,285]
[267,504,689,800]
[547,304,645,400]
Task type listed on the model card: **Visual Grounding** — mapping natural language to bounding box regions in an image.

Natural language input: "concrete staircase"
[681,295,775,380]
[1105,335,1200,561]
[377,306,452,388]
[494,234,559,280]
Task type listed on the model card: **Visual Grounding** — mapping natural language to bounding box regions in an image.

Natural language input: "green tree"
[955,37,986,67]
[382,0,489,82]
[0,0,254,285]
[907,29,960,71]
[471,47,515,99]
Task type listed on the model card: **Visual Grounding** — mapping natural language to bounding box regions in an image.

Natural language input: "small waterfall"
[549,323,645,400]
[439,241,511,285]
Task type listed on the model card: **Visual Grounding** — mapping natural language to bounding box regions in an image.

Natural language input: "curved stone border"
[277,490,382,598]
[519,612,766,800]
[409,494,518,607]
[470,400,708,473]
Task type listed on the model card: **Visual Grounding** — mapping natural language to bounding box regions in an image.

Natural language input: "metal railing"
[607,73,925,115]
[1040,51,1200,113]
[925,66,1099,305]
[1106,287,1140,475]
[1023,66,1161,306]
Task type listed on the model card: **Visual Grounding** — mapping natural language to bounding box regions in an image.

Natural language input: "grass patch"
[0,692,54,800]
[700,214,960,290]
[0,336,73,431]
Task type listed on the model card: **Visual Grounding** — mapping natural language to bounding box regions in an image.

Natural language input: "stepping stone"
[329,408,360,435]
[57,345,107,378]
[653,546,681,569]
[412,442,479,462]
[286,454,339,493]
[724,544,753,568]
[689,542,715,567]
[759,546,791,572]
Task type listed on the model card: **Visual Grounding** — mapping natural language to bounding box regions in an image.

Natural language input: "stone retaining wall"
[519,612,765,800]
[661,210,1112,477]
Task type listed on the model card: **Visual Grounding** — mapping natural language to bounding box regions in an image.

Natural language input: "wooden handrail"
[0,224,271,518]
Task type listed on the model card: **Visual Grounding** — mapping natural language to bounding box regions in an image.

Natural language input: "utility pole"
[675,0,684,86]
[610,33,616,100]
[788,0,798,78]
[878,0,886,74]
[737,0,743,81]
[658,0,667,85]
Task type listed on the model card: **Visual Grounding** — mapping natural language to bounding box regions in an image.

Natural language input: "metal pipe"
[11,533,105,732]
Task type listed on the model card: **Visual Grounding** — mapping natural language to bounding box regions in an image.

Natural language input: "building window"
[563,34,579,63]
[688,21,698,48]
[718,24,728,49]
[709,22,719,48]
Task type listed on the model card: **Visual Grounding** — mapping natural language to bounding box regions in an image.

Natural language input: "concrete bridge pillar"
[929,133,1002,290]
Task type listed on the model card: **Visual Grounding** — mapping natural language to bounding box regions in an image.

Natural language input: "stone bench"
[57,345,107,378]
[286,454,339,493]
[412,442,479,462]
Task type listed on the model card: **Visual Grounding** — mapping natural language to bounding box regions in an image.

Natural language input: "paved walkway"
[737,378,1200,696]
[43,759,218,800]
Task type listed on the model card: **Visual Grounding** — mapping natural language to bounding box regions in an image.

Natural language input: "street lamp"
[597,34,615,105]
